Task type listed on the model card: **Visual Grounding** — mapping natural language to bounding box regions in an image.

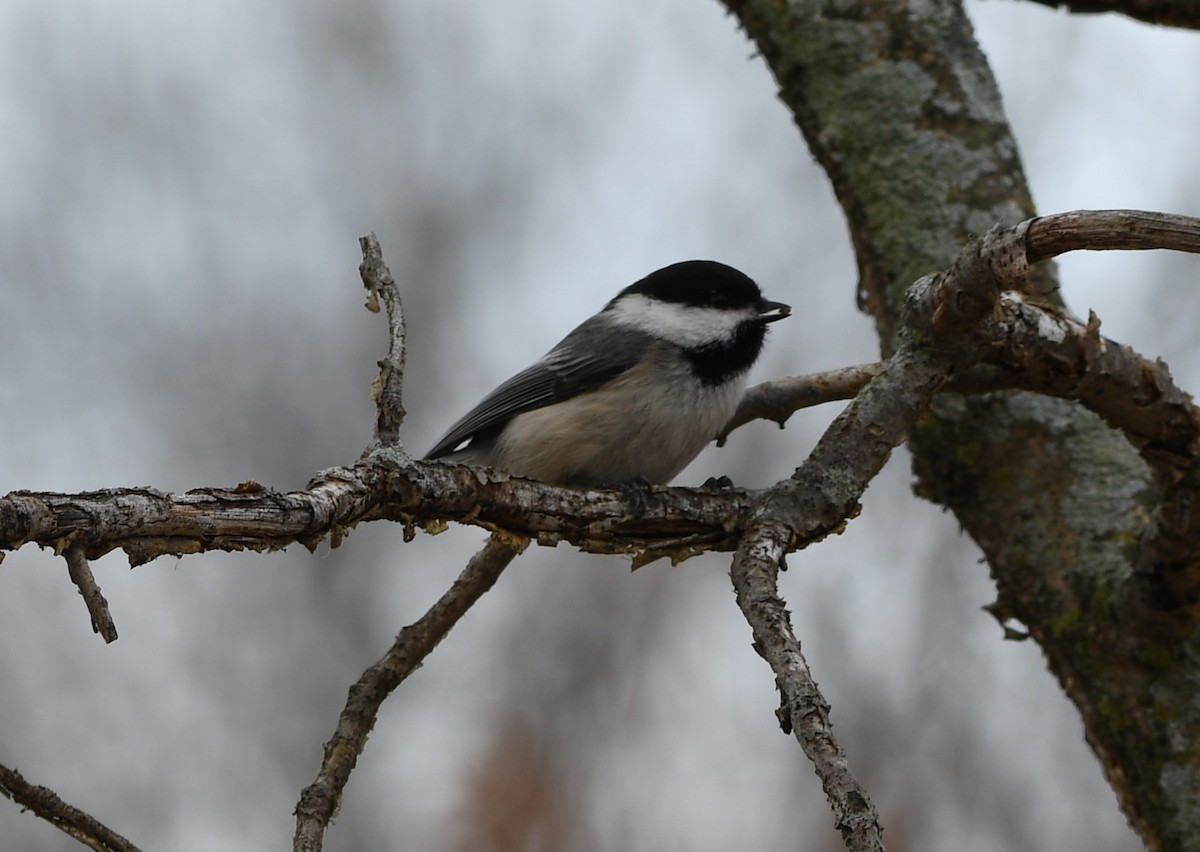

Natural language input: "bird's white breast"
[492,348,747,484]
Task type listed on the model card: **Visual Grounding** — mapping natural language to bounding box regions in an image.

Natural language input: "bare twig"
[360,233,407,446]
[731,523,885,852]
[1025,210,1200,264]
[0,762,141,852]
[63,542,118,643]
[717,363,884,444]
[294,533,524,852]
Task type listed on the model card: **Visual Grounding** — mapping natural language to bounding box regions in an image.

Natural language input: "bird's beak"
[760,300,791,323]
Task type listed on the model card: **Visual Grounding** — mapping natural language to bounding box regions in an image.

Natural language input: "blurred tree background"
[2,2,1198,850]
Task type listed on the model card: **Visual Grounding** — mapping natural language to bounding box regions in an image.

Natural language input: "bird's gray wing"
[424,320,652,459]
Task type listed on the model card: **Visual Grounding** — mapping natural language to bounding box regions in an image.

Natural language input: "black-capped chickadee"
[425,260,790,485]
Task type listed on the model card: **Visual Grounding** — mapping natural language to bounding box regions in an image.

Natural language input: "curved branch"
[1026,210,1200,263]
[975,298,1200,469]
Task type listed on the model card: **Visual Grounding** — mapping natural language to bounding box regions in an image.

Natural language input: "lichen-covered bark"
[912,394,1200,847]
[724,0,1049,348]
[723,0,1200,847]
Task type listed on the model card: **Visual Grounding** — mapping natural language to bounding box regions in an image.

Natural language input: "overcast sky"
[2,2,1196,850]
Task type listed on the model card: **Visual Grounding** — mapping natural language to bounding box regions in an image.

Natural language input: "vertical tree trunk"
[722,1,1200,848]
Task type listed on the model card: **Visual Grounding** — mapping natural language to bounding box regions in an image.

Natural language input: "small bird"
[425,260,790,485]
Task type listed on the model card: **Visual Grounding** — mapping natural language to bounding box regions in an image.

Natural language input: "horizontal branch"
[0,357,946,572]
[4,214,1194,577]
[0,454,765,568]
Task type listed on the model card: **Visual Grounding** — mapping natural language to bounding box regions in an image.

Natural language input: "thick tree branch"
[903,213,1200,473]
[294,533,522,852]
[971,298,1200,471]
[0,459,764,568]
[871,214,1200,494]
[0,763,141,852]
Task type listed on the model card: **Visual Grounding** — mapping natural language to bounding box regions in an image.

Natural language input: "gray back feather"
[424,317,652,459]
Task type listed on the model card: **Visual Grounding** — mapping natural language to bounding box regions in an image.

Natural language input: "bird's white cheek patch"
[607,295,752,348]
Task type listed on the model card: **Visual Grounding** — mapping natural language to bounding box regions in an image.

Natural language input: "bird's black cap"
[612,260,767,311]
